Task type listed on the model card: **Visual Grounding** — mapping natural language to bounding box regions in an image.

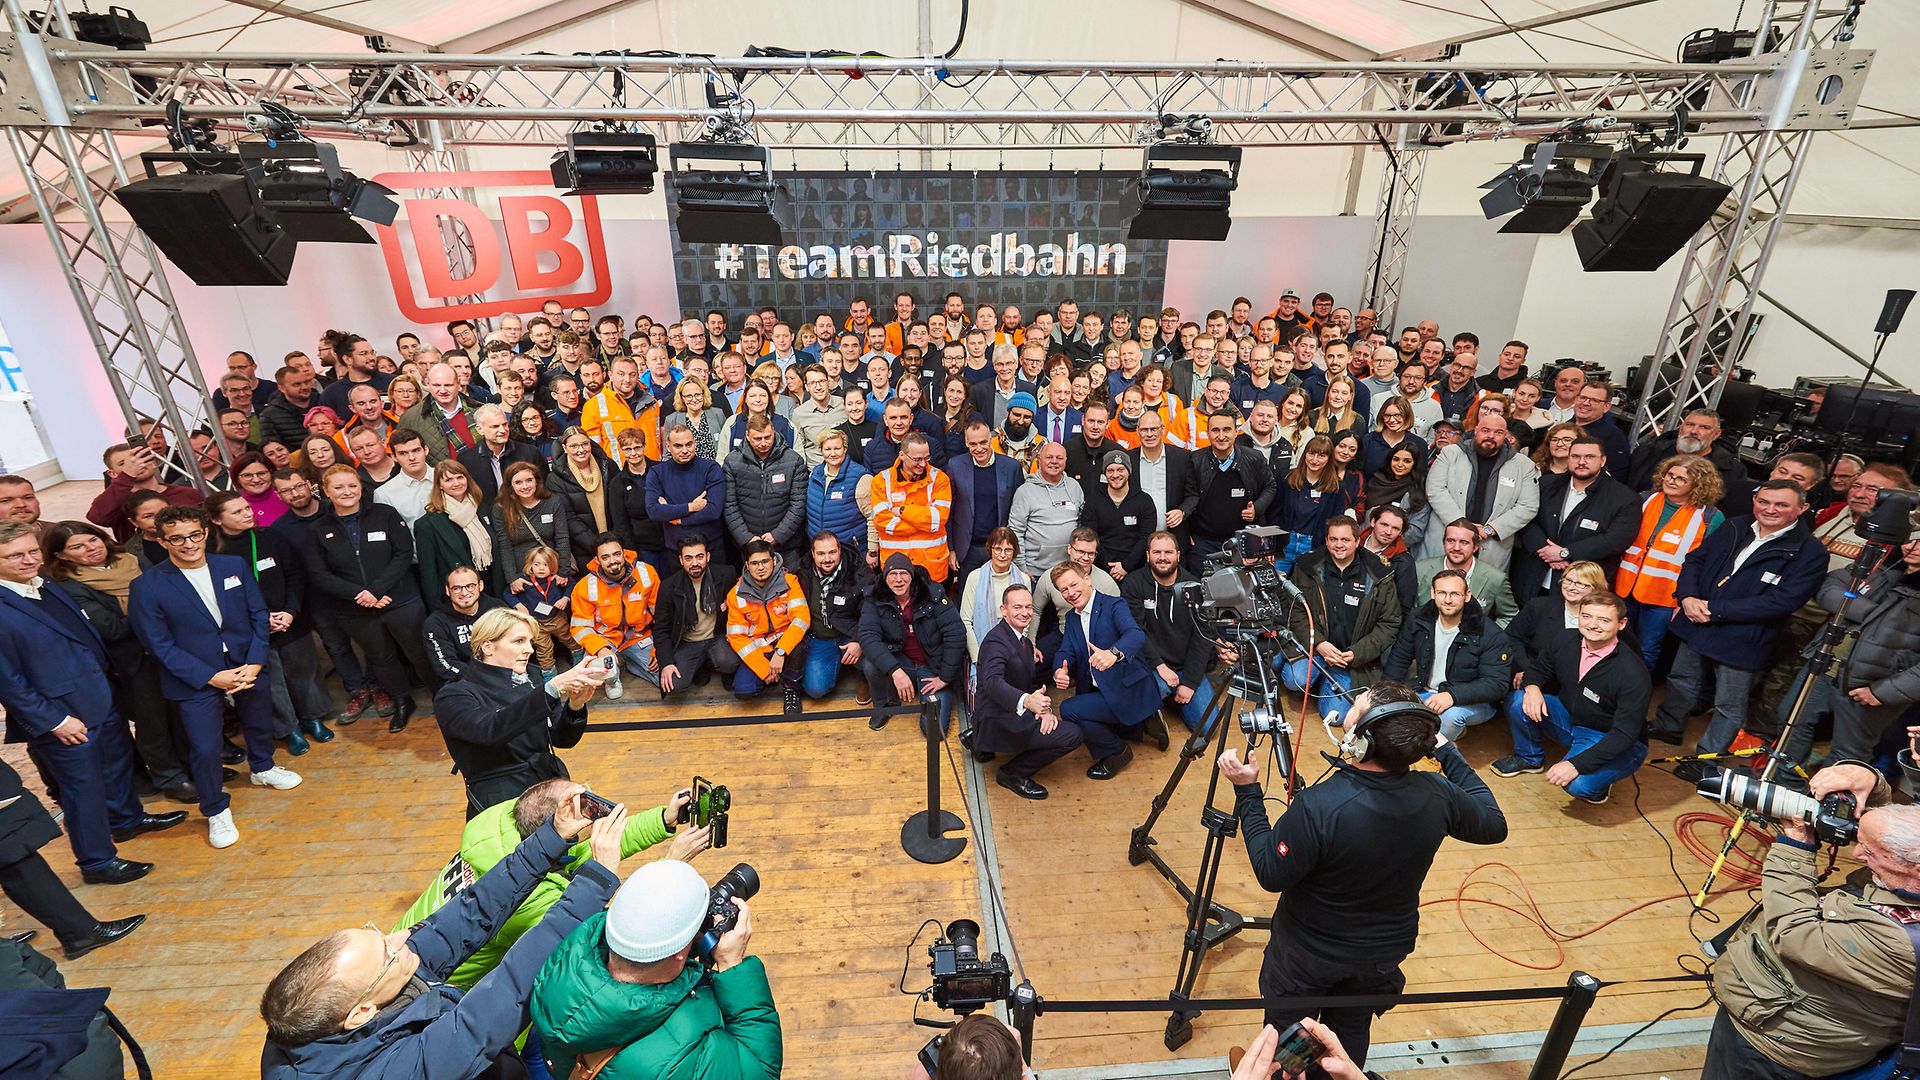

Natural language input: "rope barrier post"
[902,704,967,863]
[1527,971,1601,1080]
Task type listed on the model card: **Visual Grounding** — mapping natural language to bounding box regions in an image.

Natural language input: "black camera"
[928,919,1012,1014]
[1696,768,1859,845]
[677,776,732,849]
[693,862,759,962]
[1181,525,1296,629]
[1858,487,1919,548]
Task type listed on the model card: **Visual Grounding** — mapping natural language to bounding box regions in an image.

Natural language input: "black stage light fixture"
[1479,140,1609,234]
[668,142,785,245]
[1123,142,1243,242]
[1573,153,1733,272]
[119,152,296,286]
[552,131,659,195]
[239,141,399,244]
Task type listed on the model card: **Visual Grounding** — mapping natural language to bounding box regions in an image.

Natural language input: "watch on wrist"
[1558,547,1570,561]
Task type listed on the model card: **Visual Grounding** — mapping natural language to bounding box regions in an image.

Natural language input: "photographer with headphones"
[1217,682,1508,1076]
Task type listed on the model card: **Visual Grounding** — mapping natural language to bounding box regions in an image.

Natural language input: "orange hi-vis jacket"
[568,552,659,654]
[579,388,665,465]
[871,461,954,582]
[1615,495,1710,607]
[726,570,810,679]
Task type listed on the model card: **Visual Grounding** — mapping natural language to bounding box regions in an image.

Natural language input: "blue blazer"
[1059,591,1157,726]
[1034,406,1084,446]
[948,452,1025,568]
[129,555,272,701]
[0,584,115,741]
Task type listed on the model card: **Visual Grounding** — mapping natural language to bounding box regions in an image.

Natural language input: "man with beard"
[1123,531,1218,737]
[1422,416,1540,570]
[1627,409,1749,514]
[724,539,810,715]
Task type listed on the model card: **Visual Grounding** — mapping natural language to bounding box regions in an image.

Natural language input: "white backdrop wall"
[4,212,1916,483]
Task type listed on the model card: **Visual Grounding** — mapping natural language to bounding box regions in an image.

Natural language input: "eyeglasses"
[0,550,40,562]
[352,922,406,1008]
[161,529,207,547]
[448,583,481,593]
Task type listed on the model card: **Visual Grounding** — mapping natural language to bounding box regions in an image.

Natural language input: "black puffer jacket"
[545,456,634,566]
[1380,598,1513,707]
[722,436,808,549]
[1818,565,1920,705]
[857,567,966,683]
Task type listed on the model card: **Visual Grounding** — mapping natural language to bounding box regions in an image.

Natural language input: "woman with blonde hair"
[1616,454,1725,668]
[665,377,725,460]
[1503,560,1618,689]
[1311,375,1363,437]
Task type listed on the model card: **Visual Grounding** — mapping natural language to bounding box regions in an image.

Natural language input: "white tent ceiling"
[14,0,1920,220]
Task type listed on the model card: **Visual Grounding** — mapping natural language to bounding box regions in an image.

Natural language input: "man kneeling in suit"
[973,583,1083,800]
[1052,561,1158,780]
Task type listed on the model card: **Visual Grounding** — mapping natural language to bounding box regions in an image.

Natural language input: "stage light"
[240,141,398,244]
[668,142,785,245]
[552,131,659,196]
[1479,141,1609,234]
[1573,153,1733,272]
[1122,142,1243,242]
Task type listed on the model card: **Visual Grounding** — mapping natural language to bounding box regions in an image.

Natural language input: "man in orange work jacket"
[726,538,811,714]
[570,534,660,699]
[870,431,953,584]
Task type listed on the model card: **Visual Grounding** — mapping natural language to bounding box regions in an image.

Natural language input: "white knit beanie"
[604,859,710,963]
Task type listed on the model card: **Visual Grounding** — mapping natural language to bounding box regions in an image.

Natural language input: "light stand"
[1829,287,1913,442]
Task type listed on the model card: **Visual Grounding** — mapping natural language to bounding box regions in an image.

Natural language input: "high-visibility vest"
[871,463,953,582]
[1615,495,1709,606]
[725,572,811,679]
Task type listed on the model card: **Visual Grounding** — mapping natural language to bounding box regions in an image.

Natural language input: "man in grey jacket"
[723,416,809,566]
[1783,531,1920,764]
[1007,442,1085,576]
[1422,415,1540,570]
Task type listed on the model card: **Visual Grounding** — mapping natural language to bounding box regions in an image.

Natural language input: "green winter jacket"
[395,797,674,989]
[531,911,783,1080]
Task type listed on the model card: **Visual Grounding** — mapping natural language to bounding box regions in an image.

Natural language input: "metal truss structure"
[0,0,1874,468]
[403,124,490,327]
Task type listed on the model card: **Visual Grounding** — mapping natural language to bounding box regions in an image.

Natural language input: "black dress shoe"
[1648,730,1684,746]
[7,930,36,945]
[388,697,415,734]
[221,768,238,783]
[220,740,245,765]
[160,783,200,804]
[1144,712,1171,752]
[868,711,889,731]
[79,858,153,886]
[62,914,146,961]
[1087,745,1134,781]
[111,811,188,843]
[959,729,996,763]
[996,773,1048,800]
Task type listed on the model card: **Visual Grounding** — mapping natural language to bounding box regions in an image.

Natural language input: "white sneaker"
[604,674,624,699]
[250,766,303,790]
[207,809,239,849]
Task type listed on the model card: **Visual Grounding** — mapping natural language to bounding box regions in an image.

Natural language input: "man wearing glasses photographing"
[130,505,301,851]
[263,795,629,1079]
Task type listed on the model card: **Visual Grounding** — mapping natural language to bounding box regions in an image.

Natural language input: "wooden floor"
[4,480,1770,1077]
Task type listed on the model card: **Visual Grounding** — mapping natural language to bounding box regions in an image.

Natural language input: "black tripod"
[1126,635,1296,1050]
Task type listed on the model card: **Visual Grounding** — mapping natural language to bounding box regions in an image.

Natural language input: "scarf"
[443,496,495,572]
[970,564,1031,645]
[69,552,141,613]
[567,457,608,535]
[1366,467,1426,514]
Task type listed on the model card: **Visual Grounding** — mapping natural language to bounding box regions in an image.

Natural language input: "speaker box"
[117,173,297,286]
[1572,169,1732,272]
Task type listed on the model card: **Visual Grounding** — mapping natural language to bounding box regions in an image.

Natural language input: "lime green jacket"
[396,798,673,990]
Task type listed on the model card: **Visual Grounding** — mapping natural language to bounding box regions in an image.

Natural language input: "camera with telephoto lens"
[693,862,760,962]
[927,919,1012,1014]
[1180,525,1294,630]
[1696,768,1859,845]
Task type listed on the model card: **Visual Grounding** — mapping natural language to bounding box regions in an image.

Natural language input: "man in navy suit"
[0,521,179,883]
[947,419,1025,580]
[130,506,302,851]
[1051,562,1158,779]
[1033,377,1084,450]
[973,583,1083,800]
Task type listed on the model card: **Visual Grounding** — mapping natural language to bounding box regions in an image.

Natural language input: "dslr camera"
[927,919,1012,1014]
[693,862,760,962]
[677,775,732,848]
[1179,525,1295,631]
[1697,768,1859,845]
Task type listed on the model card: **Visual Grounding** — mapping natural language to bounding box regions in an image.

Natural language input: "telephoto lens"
[694,863,761,961]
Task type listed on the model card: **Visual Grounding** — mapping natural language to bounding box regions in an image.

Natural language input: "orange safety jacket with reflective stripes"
[725,571,810,679]
[1615,495,1709,607]
[568,552,659,654]
[871,462,954,582]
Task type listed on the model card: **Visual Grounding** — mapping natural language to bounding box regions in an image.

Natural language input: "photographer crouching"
[1702,761,1920,1079]
[1216,682,1507,1076]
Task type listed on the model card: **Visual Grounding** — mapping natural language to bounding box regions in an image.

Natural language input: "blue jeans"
[1275,532,1314,574]
[1431,701,1495,742]
[860,658,956,733]
[730,638,807,695]
[1280,656,1354,720]
[1504,689,1648,800]
[1657,643,1761,753]
[1627,600,1675,670]
[1153,672,1218,735]
[801,636,853,699]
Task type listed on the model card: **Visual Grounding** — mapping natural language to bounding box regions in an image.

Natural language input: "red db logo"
[371,170,612,323]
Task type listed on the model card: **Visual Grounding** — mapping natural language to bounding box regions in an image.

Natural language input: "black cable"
[943,0,968,59]
[1558,991,1714,1080]
[899,919,942,994]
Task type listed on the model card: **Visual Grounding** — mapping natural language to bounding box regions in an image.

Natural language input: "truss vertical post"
[1362,141,1425,332]
[1630,1,1829,445]
[2,0,222,490]
[405,121,491,327]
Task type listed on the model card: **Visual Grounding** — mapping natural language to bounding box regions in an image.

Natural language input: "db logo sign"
[371,170,612,323]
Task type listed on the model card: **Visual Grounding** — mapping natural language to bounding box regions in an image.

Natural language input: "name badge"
[255,557,277,571]
[1579,518,1599,531]
[1343,593,1362,606]
[1123,515,1138,526]
[323,531,336,540]
[830,490,845,500]
[1762,571,1782,585]
[367,530,387,541]
[1499,477,1516,487]
[832,595,847,606]
[771,473,787,484]
[534,602,553,615]
[1069,424,1082,436]
[889,491,905,503]
[223,575,242,590]
[1145,599,1158,609]
[1582,686,1602,703]
[540,514,553,524]
[1308,490,1322,500]
[1231,488,1246,498]
[1661,531,1680,542]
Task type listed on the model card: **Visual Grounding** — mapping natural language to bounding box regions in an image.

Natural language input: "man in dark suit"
[1051,562,1158,780]
[1033,377,1084,449]
[974,583,1083,800]
[1512,436,1639,601]
[947,419,1026,580]
[0,522,173,883]
[457,404,547,505]
[966,345,1037,428]
[130,506,302,852]
[1126,410,1195,541]
[0,757,145,958]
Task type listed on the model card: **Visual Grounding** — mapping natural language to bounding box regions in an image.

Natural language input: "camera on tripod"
[1179,525,1295,630]
[693,862,760,962]
[1857,487,1919,548]
[927,919,1012,1014]
[1696,768,1859,845]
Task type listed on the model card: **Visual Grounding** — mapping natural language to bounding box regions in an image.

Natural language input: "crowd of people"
[1,283,1917,1080]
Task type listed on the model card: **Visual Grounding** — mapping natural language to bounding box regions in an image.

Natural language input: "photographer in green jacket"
[396,779,712,990]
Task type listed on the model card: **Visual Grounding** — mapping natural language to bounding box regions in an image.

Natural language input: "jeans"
[1656,643,1761,752]
[1773,661,1834,765]
[1280,656,1354,721]
[800,636,853,699]
[1275,531,1314,574]
[863,658,956,733]
[731,638,807,695]
[1504,689,1647,799]
[616,639,659,685]
[1627,599,1675,670]
[1153,671,1218,735]
[1432,701,1496,742]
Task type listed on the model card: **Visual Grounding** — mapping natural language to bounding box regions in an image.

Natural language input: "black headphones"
[1336,698,1442,763]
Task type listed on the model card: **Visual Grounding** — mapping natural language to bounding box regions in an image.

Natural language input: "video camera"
[1697,768,1859,845]
[1857,487,1918,549]
[676,776,731,848]
[927,919,1012,1014]
[693,862,760,962]
[1178,525,1299,632]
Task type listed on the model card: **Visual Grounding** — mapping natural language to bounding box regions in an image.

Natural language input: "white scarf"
[444,496,495,571]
